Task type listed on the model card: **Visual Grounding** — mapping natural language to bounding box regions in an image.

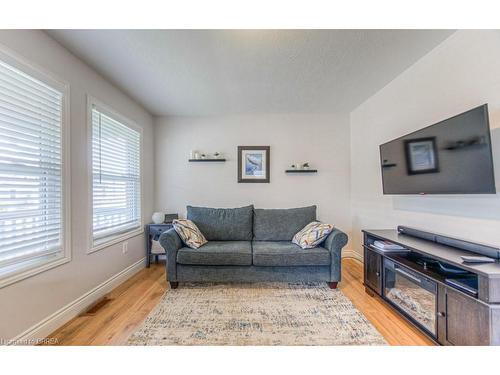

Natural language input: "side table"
[145,223,173,267]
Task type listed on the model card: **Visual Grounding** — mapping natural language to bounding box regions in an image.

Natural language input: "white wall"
[0,30,154,340]
[154,114,352,241]
[350,30,500,257]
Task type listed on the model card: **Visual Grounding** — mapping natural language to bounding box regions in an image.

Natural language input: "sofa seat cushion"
[252,241,330,267]
[177,241,252,266]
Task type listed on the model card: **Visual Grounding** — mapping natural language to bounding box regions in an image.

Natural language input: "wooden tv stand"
[363,229,500,346]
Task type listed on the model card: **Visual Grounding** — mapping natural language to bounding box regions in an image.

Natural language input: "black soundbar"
[397,225,500,259]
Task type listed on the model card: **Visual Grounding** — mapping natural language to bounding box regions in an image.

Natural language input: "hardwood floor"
[45,258,433,345]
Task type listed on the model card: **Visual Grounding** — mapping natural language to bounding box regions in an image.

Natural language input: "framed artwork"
[404,137,439,175]
[237,146,270,183]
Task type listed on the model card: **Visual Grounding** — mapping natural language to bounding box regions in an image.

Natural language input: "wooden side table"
[145,223,173,267]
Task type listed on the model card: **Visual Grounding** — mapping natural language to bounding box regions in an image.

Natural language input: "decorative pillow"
[172,219,207,249]
[292,221,334,249]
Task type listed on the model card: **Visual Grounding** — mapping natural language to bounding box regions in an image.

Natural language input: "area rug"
[126,282,387,345]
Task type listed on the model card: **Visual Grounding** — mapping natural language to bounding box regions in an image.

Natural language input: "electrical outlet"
[122,241,128,254]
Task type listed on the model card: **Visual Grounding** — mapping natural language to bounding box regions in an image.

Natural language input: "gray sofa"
[159,205,348,289]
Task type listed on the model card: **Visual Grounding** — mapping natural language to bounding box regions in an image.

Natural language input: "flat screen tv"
[380,104,496,195]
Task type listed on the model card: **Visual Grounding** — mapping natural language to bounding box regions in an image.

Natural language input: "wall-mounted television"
[380,104,496,195]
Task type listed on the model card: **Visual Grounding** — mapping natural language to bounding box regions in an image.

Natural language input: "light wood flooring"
[45,258,434,345]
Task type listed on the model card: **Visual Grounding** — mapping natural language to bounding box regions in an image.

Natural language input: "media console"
[363,227,500,345]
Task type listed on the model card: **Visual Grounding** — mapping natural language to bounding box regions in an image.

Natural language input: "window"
[0,49,70,287]
[90,100,142,251]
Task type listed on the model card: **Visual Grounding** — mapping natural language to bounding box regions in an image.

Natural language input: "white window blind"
[91,105,141,247]
[0,57,66,276]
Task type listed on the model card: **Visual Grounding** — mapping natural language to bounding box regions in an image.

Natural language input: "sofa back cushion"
[186,205,254,241]
[253,205,317,241]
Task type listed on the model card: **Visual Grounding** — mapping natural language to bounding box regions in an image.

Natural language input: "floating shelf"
[285,169,318,173]
[189,159,226,162]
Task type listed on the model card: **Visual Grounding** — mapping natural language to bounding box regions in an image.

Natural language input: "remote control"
[461,256,495,264]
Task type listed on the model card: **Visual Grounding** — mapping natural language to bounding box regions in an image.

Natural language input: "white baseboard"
[342,249,363,263]
[10,257,145,345]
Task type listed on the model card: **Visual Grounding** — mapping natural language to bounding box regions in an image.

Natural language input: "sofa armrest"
[159,228,183,281]
[323,228,348,282]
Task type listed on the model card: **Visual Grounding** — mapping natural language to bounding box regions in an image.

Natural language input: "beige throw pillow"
[172,219,207,249]
[292,221,334,249]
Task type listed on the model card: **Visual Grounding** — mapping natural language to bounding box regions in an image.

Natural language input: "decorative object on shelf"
[285,169,318,173]
[188,151,227,162]
[238,146,270,183]
[303,162,310,170]
[152,212,165,224]
[189,158,226,162]
[290,164,297,170]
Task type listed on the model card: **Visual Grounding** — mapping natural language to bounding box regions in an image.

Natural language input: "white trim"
[8,257,146,345]
[87,227,144,254]
[0,43,68,92]
[86,95,144,254]
[0,256,70,290]
[342,248,364,263]
[0,43,71,289]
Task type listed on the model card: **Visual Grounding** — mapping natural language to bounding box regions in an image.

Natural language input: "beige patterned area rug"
[127,283,387,345]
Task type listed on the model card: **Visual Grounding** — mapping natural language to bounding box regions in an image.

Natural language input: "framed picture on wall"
[237,146,270,183]
[404,137,439,175]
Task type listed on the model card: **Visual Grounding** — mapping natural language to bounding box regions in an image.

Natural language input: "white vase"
[152,212,165,224]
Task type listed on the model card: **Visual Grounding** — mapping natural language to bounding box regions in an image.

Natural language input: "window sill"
[0,254,71,289]
[87,228,144,254]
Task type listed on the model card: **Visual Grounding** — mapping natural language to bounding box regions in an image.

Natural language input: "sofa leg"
[327,282,338,289]
[170,282,179,289]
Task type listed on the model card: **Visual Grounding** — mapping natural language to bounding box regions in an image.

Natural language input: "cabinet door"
[438,286,490,346]
[364,247,382,295]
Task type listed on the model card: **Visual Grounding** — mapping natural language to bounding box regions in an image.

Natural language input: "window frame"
[0,44,71,288]
[86,95,144,254]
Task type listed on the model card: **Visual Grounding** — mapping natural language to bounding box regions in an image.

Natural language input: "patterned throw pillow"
[292,221,334,249]
[172,219,207,249]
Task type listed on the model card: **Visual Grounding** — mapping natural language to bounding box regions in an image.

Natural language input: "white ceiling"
[47,30,454,116]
